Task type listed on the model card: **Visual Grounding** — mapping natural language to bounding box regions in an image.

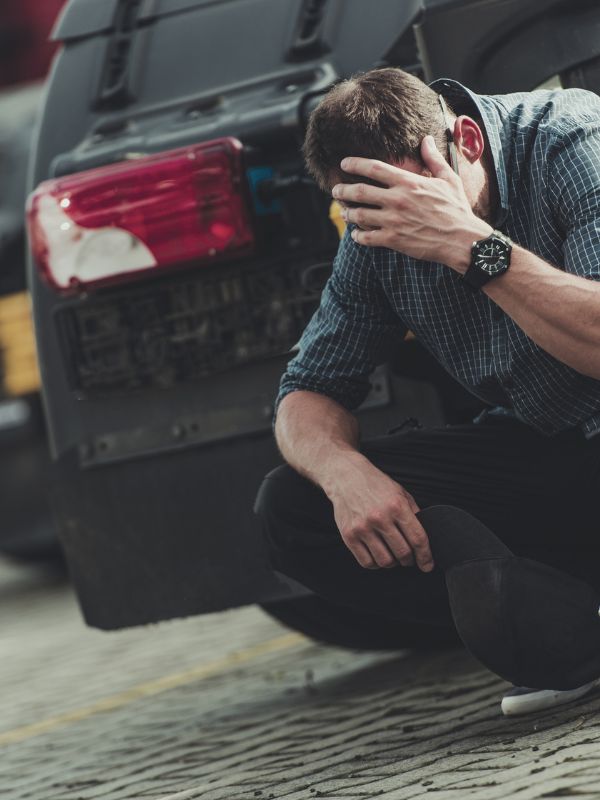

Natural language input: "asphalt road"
[2,555,600,800]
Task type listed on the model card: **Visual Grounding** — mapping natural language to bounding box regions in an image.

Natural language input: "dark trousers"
[254,415,600,643]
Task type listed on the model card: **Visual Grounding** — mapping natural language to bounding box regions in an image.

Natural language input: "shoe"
[501,680,598,716]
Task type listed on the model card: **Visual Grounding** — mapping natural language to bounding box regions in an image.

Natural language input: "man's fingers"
[351,541,378,570]
[339,156,403,185]
[421,135,456,180]
[394,512,434,572]
[375,526,414,568]
[350,227,388,247]
[332,181,388,207]
[342,205,386,229]
[364,533,402,569]
[391,491,434,572]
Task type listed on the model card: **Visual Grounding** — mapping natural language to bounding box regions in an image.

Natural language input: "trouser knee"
[254,464,304,523]
[253,463,332,567]
[255,462,333,519]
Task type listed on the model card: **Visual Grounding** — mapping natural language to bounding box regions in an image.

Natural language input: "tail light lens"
[26,137,254,293]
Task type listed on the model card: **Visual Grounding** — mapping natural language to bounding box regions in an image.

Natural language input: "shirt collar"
[429,78,509,227]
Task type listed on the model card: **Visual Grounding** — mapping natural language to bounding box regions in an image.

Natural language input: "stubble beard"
[472,151,500,226]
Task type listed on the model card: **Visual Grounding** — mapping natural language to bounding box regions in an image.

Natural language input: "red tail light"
[26,137,254,293]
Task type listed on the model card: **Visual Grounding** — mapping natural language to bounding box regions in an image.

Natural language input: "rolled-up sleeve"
[547,120,600,281]
[273,228,406,424]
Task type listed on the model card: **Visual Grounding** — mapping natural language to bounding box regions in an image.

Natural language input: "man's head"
[303,68,494,222]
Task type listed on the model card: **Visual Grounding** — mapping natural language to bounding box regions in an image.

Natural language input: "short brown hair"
[303,68,450,191]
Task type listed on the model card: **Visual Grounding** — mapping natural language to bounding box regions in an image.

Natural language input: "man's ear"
[453,116,485,164]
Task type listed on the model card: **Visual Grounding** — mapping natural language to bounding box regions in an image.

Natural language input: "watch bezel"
[463,231,512,289]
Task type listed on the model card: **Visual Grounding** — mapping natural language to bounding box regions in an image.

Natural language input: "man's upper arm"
[274,228,405,421]
[547,119,600,281]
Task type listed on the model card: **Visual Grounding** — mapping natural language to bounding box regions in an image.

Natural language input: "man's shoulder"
[434,78,600,135]
[478,86,600,136]
[530,90,600,176]
[535,88,600,133]
[496,87,600,139]
[484,88,600,178]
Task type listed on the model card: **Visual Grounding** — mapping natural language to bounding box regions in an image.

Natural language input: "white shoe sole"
[501,680,598,716]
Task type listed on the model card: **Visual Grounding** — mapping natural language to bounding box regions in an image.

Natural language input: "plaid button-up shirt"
[275,80,600,437]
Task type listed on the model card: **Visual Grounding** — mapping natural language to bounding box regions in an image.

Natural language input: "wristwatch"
[462,230,513,289]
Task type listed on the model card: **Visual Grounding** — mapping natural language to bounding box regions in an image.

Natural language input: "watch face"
[474,240,510,275]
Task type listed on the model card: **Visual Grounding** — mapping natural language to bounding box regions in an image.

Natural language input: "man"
[254,68,600,715]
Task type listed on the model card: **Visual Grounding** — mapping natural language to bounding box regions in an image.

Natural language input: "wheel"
[561,55,600,93]
[261,594,460,651]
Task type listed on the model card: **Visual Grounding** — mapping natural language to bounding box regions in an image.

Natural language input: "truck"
[25,0,600,644]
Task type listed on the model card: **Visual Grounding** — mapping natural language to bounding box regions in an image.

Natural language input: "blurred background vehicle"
[16,0,600,643]
[0,0,64,89]
[0,81,57,561]
[0,0,66,560]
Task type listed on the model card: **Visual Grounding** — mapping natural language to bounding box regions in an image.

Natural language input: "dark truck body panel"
[28,0,600,628]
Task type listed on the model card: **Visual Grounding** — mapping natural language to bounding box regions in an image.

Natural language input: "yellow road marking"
[0,632,306,747]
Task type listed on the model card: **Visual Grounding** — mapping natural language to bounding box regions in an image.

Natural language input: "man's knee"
[253,463,305,522]
[253,465,311,572]
[253,462,334,559]
[255,461,334,517]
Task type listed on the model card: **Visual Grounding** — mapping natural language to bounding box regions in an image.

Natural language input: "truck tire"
[261,595,460,651]
[561,56,600,93]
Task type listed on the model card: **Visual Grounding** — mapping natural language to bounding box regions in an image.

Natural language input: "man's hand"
[331,136,492,272]
[326,453,434,572]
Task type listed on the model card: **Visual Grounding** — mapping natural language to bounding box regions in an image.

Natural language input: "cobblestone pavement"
[2,556,600,800]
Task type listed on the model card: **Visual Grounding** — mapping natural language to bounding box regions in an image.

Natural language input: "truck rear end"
[29,0,600,631]
[27,0,444,629]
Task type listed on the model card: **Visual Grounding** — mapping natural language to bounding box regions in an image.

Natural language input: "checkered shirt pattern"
[275,79,600,438]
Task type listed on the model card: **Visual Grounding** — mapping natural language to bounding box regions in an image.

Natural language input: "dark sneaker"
[501,680,598,716]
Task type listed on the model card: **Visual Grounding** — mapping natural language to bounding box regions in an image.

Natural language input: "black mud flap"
[51,366,445,630]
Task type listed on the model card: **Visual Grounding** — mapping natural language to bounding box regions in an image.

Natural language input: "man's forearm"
[440,224,600,378]
[274,390,369,497]
[462,245,600,380]
[333,144,600,379]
